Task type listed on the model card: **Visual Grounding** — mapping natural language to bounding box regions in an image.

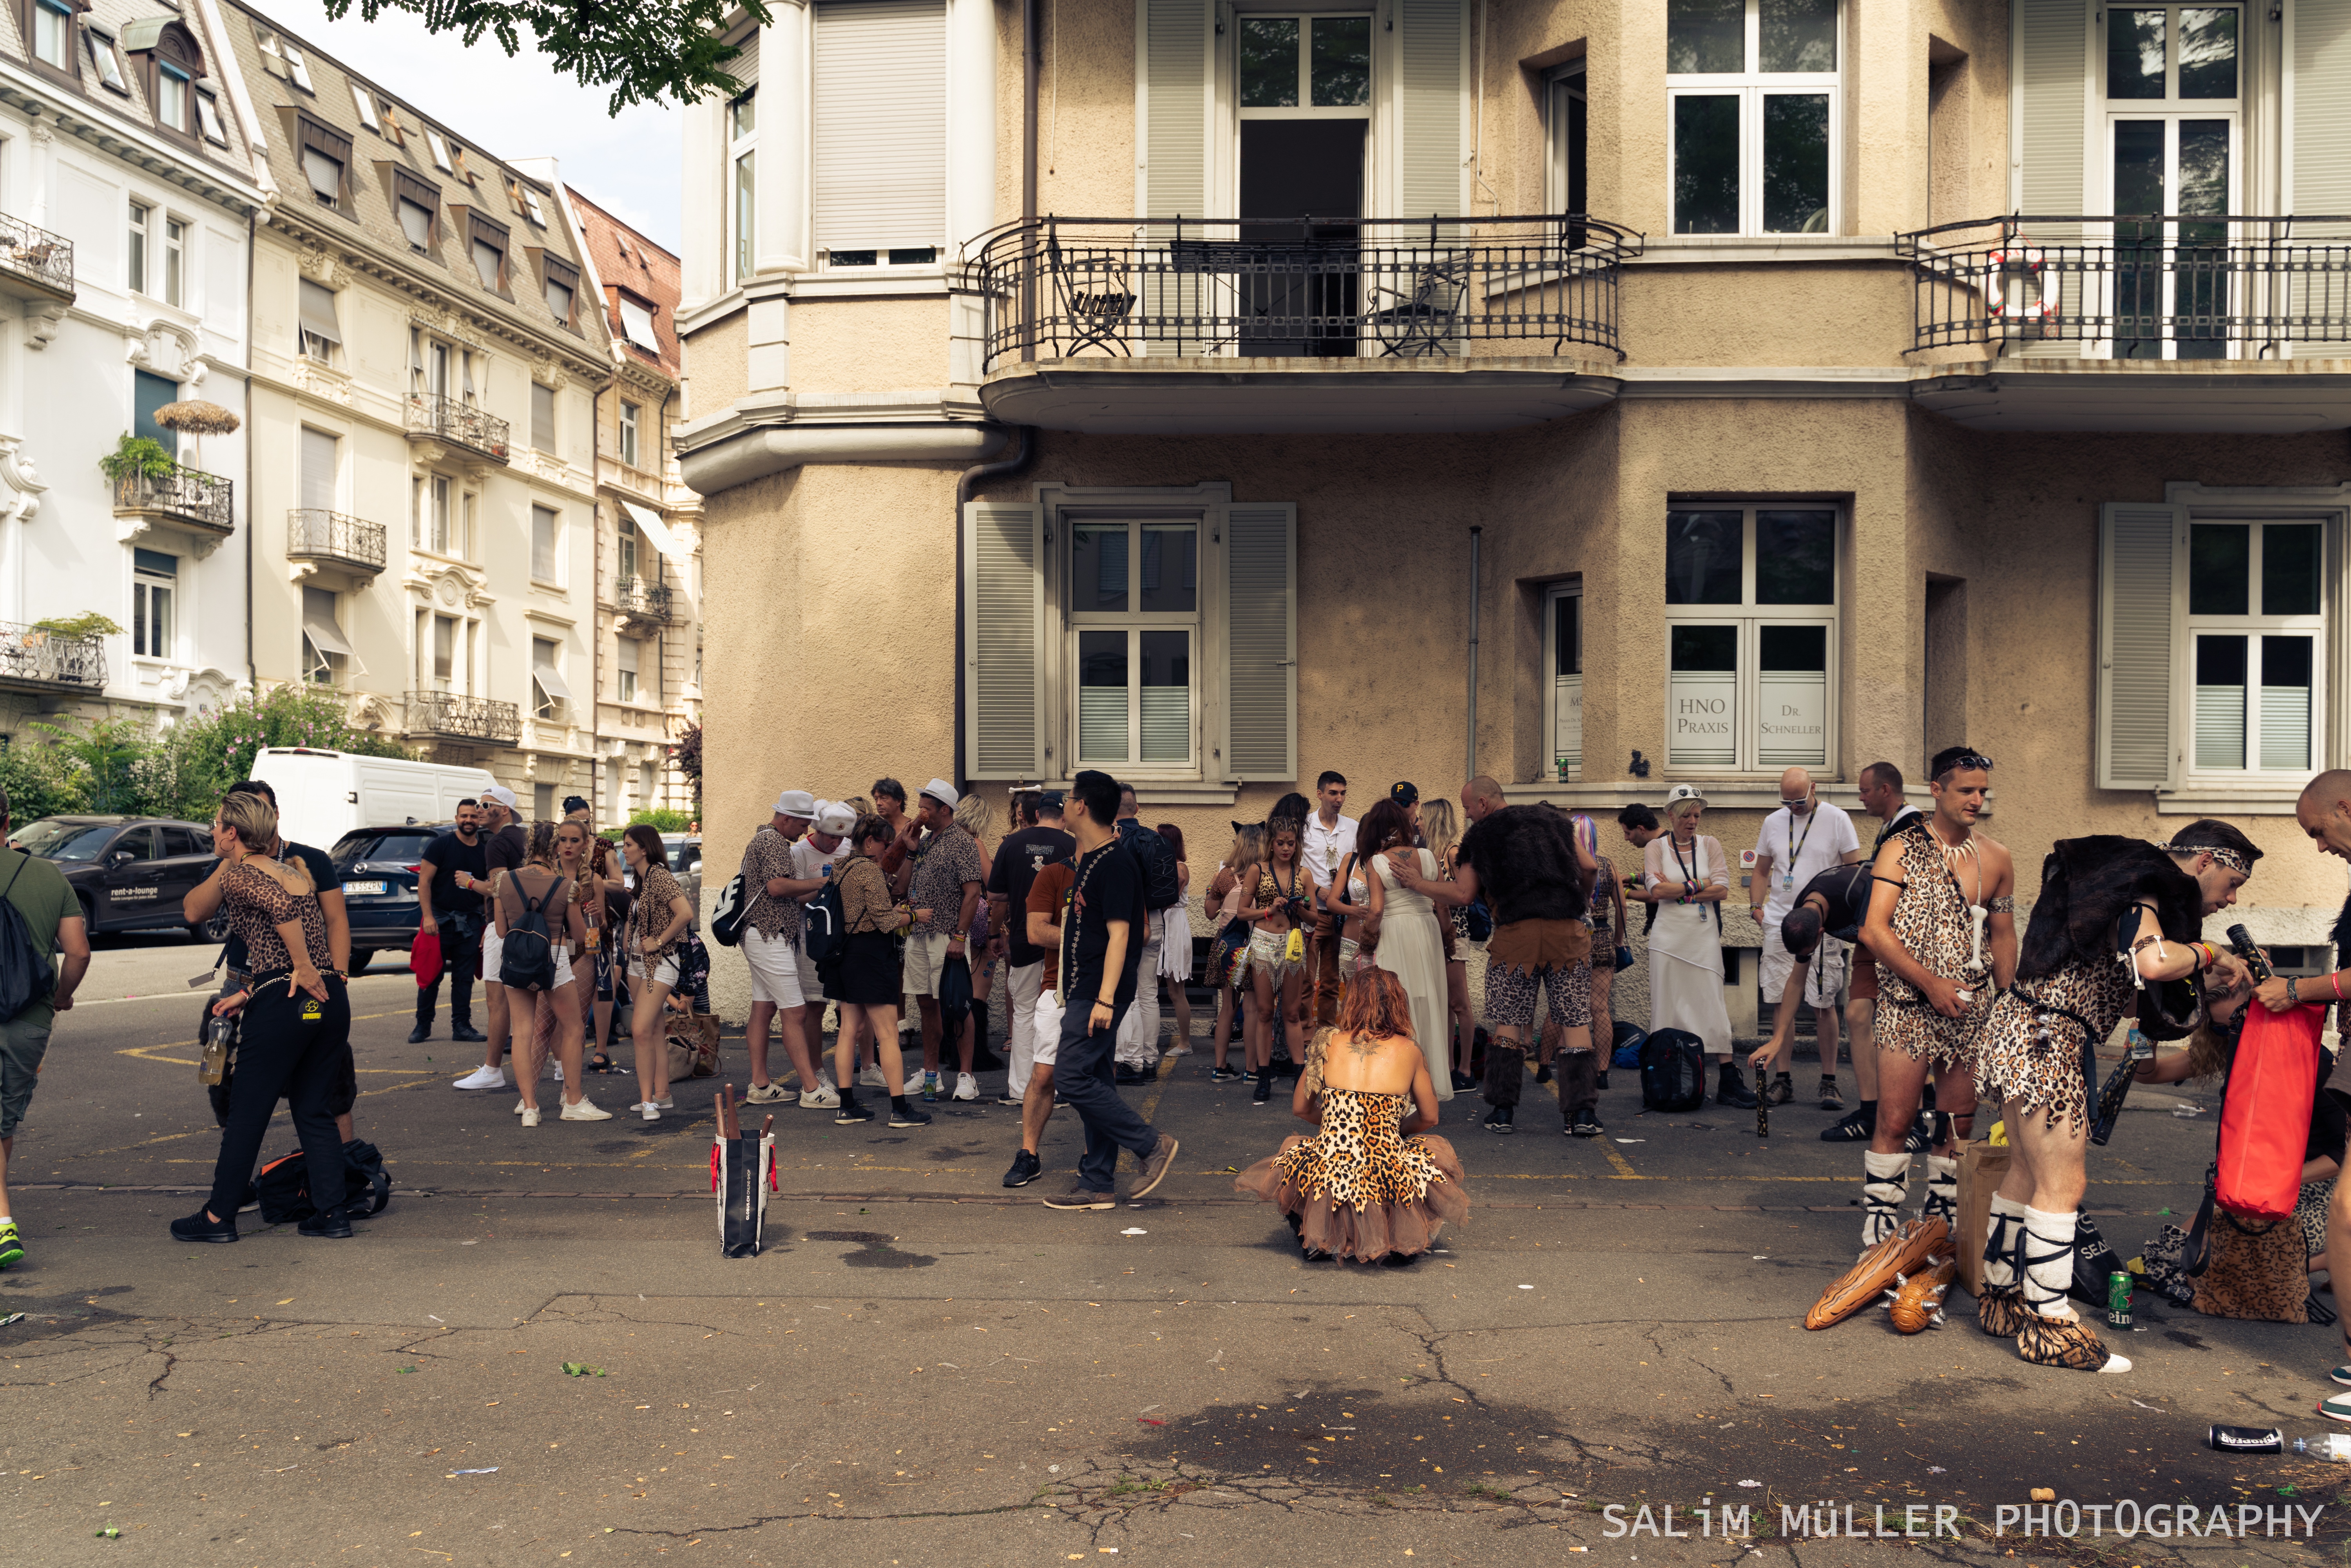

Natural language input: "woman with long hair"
[505,820,606,1125]
[1638,789,1735,1063]
[942,794,998,1101]
[1360,799,1452,1101]
[173,790,351,1243]
[585,835,629,1072]
[1206,825,1264,1081]
[1156,824,1194,1055]
[1325,820,1376,1010]
[619,825,694,1121]
[1421,797,1475,1090]
[1234,969,1467,1265]
[1232,815,1312,1104]
[825,813,930,1127]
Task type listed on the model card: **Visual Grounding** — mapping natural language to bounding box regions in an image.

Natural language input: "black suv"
[328,824,451,974]
[10,816,230,937]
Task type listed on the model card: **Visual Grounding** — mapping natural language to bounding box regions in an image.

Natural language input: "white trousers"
[1005,959,1045,1101]
[1116,911,1165,1066]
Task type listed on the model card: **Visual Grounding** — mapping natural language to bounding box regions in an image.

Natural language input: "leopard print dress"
[1235,1086,1469,1261]
[1873,825,1992,1070]
[1974,949,2137,1132]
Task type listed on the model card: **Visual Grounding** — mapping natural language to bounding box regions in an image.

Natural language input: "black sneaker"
[1485,1105,1514,1135]
[888,1102,933,1128]
[1768,1072,1794,1106]
[1450,1070,1476,1093]
[1568,1108,1603,1138]
[1252,1074,1274,1104]
[170,1209,237,1244]
[297,1209,354,1239]
[1115,1065,1150,1086]
[451,1024,487,1043]
[407,1022,432,1044]
[1002,1150,1043,1188]
[836,1101,875,1124]
[1208,1066,1241,1083]
[1534,1063,1552,1086]
[1820,1109,1875,1142]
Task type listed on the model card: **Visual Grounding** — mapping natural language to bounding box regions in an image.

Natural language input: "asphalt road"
[4,963,2346,1567]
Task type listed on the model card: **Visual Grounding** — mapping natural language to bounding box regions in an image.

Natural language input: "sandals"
[585,1054,617,1075]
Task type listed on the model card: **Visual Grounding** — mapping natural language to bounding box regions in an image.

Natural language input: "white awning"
[298,280,342,346]
[532,649,574,703]
[619,498,690,562]
[618,296,660,352]
[302,605,353,657]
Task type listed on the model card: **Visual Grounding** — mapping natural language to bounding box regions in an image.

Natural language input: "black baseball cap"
[1389,781,1420,806]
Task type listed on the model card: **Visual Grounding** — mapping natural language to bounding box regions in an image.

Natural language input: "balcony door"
[2102,5,2240,360]
[1234,13,1369,356]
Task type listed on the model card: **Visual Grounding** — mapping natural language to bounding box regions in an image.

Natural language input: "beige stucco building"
[678,0,2351,1018]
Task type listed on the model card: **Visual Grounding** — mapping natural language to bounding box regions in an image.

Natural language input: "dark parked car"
[9,816,229,938]
[328,823,451,974]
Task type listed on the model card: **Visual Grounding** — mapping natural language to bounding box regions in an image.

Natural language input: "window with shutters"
[2188,521,2322,775]
[531,382,556,453]
[302,586,347,686]
[532,505,560,583]
[394,170,439,252]
[813,0,945,266]
[961,485,1295,789]
[1544,582,1584,782]
[1663,506,1838,774]
[1667,0,1839,235]
[616,635,639,704]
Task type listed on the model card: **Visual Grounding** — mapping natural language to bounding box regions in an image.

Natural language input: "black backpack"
[498,873,565,990]
[708,872,748,948]
[1639,1028,1709,1113]
[255,1137,393,1224]
[0,852,56,1023]
[1119,820,1182,912]
[804,876,847,970]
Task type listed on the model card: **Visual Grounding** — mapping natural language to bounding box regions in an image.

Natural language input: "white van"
[250,748,494,853]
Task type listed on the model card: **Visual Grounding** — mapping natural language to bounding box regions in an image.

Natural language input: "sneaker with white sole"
[553,1063,564,1082]
[744,1082,790,1105]
[559,1098,613,1121]
[799,1084,841,1109]
[2332,1365,2351,1389]
[2320,1391,2351,1422]
[859,1065,888,1089]
[520,1106,542,1127]
[639,1102,660,1122]
[452,1065,507,1091]
[953,1073,979,1102]
[514,1096,528,1115]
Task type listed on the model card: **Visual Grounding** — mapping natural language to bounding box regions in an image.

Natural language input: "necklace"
[1925,819,1989,971]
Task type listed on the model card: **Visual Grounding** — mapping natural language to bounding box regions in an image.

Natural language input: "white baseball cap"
[813,801,857,838]
[481,784,519,810]
[773,789,817,818]
[920,777,958,808]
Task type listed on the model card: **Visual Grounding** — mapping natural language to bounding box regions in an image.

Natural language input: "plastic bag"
[409,927,443,989]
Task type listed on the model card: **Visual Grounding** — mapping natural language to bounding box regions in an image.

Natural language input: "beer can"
[2106,1270,2133,1328]
[2208,1424,2285,1454]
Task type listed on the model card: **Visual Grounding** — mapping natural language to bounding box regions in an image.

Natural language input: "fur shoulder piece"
[2017,835,2202,981]
[1466,806,1588,920]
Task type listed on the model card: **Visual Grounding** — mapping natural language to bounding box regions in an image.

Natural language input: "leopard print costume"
[1874,824,1991,1070]
[1972,949,2136,1132]
[1235,1085,1470,1262]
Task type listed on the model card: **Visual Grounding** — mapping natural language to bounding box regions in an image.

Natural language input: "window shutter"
[1222,503,1297,783]
[2016,0,2086,349]
[964,502,1045,779]
[2096,501,2184,792]
[1141,0,1206,219]
[2288,0,2351,352]
[727,29,759,91]
[1400,0,1465,220]
[813,0,946,253]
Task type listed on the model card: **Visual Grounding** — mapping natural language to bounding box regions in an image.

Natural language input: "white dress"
[1644,834,1733,1055]
[1371,849,1453,1101]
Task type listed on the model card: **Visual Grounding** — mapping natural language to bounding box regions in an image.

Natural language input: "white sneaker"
[799,1084,841,1109]
[953,1073,978,1102]
[640,1102,661,1121]
[553,1063,564,1082]
[859,1065,887,1089]
[520,1106,542,1127]
[744,1082,790,1105]
[904,1072,926,1095]
[452,1065,507,1091]
[560,1098,613,1121]
[513,1096,528,1116]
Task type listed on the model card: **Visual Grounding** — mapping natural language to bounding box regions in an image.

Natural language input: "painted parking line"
[114,1008,424,1068]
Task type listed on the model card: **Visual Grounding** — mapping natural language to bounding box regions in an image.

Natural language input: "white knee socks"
[2021,1205,2080,1322]
[1862,1150,1910,1247]
[1981,1192,2028,1291]
[1922,1154,1960,1224]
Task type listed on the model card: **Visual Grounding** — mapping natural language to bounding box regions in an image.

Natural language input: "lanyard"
[1668,834,1703,892]
[1781,807,1817,887]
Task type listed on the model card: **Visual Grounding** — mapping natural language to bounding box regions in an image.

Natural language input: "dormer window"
[541,254,579,326]
[124,17,209,140]
[195,91,227,145]
[469,215,508,293]
[617,294,659,353]
[425,127,452,172]
[157,60,189,130]
[351,82,379,132]
[283,41,313,92]
[297,117,351,209]
[32,0,73,70]
[86,27,127,91]
[394,169,439,252]
[523,187,547,226]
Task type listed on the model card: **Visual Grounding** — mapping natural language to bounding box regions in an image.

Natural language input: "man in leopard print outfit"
[1857,748,2015,1253]
[1972,820,2253,1375]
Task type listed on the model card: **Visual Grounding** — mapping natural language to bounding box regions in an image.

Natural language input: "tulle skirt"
[1160,905,1193,980]
[1235,1133,1469,1261]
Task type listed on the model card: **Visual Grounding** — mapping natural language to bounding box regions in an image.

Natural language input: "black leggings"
[206,976,350,1220]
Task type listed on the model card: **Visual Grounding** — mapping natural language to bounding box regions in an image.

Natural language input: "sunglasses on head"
[1945,753,1995,773]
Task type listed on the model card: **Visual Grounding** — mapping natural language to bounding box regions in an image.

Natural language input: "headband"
[2196,845,2252,875]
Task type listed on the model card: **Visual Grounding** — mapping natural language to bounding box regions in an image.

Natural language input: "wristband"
[2288,977,2302,1005]
[2334,973,2345,1002]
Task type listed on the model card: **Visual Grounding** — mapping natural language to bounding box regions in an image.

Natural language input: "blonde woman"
[1422,797,1475,1091]
[504,820,606,1125]
[1230,816,1313,1105]
[1206,825,1264,1082]
[620,825,694,1121]
[1637,787,1735,1064]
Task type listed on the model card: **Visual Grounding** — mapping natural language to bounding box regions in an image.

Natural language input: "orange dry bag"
[2213,1002,2326,1220]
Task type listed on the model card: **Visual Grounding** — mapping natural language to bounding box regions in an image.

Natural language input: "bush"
[97,433,176,485]
[175,686,412,789]
[626,807,694,834]
[30,614,123,640]
[671,723,701,801]
[0,736,87,824]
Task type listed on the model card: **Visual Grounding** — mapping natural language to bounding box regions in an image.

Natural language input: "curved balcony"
[1897,214,2351,431]
[0,212,72,305]
[404,690,519,745]
[0,621,104,693]
[405,393,511,464]
[113,466,234,558]
[611,573,676,632]
[286,509,387,577]
[965,214,1641,433]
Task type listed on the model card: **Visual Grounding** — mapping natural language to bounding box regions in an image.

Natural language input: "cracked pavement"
[5,947,2349,1563]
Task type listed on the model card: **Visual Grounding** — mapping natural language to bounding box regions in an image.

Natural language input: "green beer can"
[2106,1270,2132,1328]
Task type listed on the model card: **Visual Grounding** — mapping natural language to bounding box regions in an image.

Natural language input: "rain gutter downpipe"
[1021,0,1040,361]
[244,206,258,697]
[1465,526,1481,785]
[954,425,1033,791]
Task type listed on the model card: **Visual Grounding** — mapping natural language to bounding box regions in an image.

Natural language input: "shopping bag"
[2216,1003,2326,1221]
[711,1087,775,1258]
[1953,1137,2011,1298]
[409,927,443,989]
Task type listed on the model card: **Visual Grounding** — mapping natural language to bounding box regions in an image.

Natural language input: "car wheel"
[349,950,374,975]
[188,911,230,943]
[79,894,99,938]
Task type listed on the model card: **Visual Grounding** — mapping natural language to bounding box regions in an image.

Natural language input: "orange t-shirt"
[1027,861,1077,992]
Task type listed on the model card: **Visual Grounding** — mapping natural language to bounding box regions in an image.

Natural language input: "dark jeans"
[416,914,483,1028]
[1054,992,1160,1193]
[207,975,350,1221]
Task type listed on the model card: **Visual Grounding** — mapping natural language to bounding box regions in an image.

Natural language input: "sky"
[249,0,683,250]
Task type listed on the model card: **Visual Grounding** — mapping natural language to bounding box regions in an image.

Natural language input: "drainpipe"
[1021,0,1039,361]
[953,425,1032,789]
[1464,525,1480,784]
[243,207,258,698]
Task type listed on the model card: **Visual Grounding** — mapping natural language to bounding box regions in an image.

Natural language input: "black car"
[328,823,453,974]
[10,816,229,937]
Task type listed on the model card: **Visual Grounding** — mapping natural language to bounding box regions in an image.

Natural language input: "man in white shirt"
[786,800,855,1105]
[1299,771,1357,1027]
[1748,766,1861,1107]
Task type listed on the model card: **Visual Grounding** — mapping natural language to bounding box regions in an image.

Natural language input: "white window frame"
[1542,580,1583,783]
[132,550,176,660]
[414,472,455,554]
[157,60,190,132]
[618,401,641,468]
[127,199,149,295]
[728,89,756,286]
[616,634,640,704]
[2184,517,2327,780]
[1661,503,1842,777]
[350,82,380,132]
[1546,60,1587,217]
[162,217,184,308]
[1066,515,1205,776]
[531,504,560,584]
[1665,0,1843,237]
[85,27,126,92]
[32,0,70,69]
[531,635,567,720]
[282,41,313,93]
[195,91,228,145]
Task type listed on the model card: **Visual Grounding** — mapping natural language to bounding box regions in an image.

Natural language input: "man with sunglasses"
[1750,768,1862,1110]
[1855,747,2014,1252]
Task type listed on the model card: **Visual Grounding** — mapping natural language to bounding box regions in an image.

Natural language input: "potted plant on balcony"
[98,433,178,494]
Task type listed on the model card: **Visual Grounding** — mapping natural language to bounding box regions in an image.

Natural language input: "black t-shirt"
[485,823,528,880]
[219,840,342,973]
[1796,862,1875,944]
[989,826,1075,967]
[1062,839,1147,1011]
[1458,807,1586,927]
[422,830,489,917]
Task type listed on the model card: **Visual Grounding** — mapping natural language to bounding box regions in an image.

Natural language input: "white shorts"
[482,929,504,985]
[628,951,682,990]
[795,941,822,1004]
[1032,990,1066,1068]
[742,927,806,1008]
[901,930,955,996]
[1761,924,1845,1010]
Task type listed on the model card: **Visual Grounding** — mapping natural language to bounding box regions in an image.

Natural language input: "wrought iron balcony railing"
[404,690,520,745]
[405,393,511,462]
[611,574,674,624]
[964,214,1643,374]
[0,212,72,297]
[1897,214,2351,356]
[113,466,234,535]
[0,622,105,690]
[287,509,387,574]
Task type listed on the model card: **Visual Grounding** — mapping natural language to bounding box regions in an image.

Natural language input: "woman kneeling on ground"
[1235,969,1467,1266]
